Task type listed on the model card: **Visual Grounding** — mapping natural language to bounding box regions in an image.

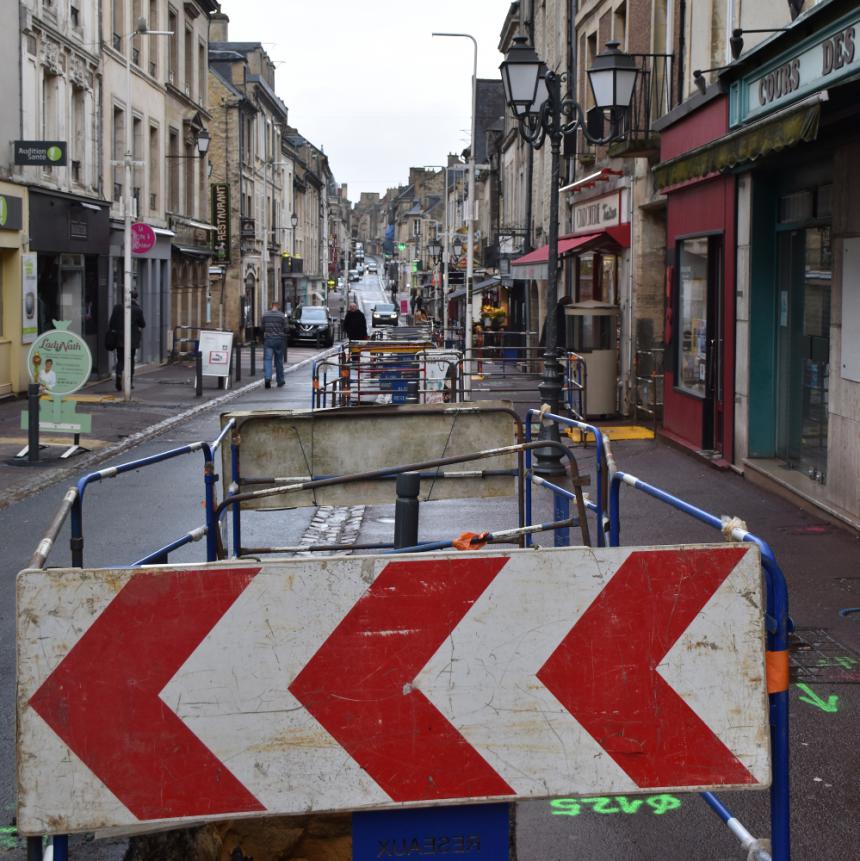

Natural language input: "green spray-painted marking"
[550,794,682,817]
[814,656,858,670]
[796,682,839,713]
[0,825,18,849]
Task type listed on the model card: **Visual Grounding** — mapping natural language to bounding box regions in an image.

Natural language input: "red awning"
[511,224,630,268]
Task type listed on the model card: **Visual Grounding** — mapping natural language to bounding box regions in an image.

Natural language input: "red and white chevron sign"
[17,545,770,834]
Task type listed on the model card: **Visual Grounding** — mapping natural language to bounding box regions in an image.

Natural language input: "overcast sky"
[221,0,511,199]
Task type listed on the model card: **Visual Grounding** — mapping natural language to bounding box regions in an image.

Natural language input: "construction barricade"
[17,402,788,861]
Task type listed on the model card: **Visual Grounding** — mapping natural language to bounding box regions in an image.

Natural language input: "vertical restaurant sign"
[211,184,231,262]
[22,252,38,344]
[730,9,859,125]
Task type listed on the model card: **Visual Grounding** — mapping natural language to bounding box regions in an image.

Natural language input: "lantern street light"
[500,36,637,474]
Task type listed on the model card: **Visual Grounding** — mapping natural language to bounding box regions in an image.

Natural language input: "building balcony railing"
[609,53,675,158]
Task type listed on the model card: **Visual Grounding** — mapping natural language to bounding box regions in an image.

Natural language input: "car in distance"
[348,269,359,282]
[371,303,399,327]
[367,261,378,273]
[289,305,334,347]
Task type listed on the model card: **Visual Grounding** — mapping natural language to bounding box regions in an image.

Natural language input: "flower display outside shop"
[481,305,508,328]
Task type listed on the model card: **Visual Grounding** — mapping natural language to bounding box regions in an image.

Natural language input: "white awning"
[175,218,217,232]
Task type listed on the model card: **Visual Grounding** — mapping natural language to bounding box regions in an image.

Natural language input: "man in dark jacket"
[108,290,146,390]
[342,302,368,341]
[261,299,288,388]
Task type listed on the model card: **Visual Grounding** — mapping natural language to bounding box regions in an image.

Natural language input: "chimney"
[210,11,229,42]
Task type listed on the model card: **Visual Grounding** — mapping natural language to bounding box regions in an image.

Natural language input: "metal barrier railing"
[170,324,201,360]
[312,343,587,413]
[608,468,789,861]
[634,346,663,434]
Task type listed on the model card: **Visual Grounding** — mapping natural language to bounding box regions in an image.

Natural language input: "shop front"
[654,0,860,526]
[28,188,110,379]
[109,224,173,366]
[511,220,629,415]
[0,183,28,396]
[171,218,215,350]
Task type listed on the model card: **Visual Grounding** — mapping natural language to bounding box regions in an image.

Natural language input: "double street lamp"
[499,36,637,474]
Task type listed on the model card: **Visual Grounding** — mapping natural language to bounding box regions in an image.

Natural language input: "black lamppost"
[500,36,637,474]
[428,238,443,320]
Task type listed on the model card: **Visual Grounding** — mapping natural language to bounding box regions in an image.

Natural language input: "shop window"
[577,253,595,300]
[675,236,715,398]
[778,190,813,224]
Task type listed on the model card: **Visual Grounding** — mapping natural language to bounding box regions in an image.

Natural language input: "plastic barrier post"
[27,383,40,463]
[553,490,570,547]
[195,351,203,397]
[393,472,420,549]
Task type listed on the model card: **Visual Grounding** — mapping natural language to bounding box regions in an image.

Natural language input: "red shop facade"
[653,95,736,463]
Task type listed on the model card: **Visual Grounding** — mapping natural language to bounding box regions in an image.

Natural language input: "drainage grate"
[789,627,860,684]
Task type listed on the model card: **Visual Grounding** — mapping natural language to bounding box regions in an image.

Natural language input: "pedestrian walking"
[108,290,146,390]
[473,323,485,377]
[261,299,288,388]
[342,302,368,341]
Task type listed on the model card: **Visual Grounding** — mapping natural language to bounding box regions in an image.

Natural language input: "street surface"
[1,273,858,859]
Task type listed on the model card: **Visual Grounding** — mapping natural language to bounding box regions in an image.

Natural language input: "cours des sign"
[17,544,769,834]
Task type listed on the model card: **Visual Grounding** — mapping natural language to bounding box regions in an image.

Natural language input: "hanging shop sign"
[0,193,23,230]
[730,9,860,126]
[14,141,68,167]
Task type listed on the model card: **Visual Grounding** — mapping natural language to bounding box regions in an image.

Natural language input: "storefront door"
[676,235,724,453]
[775,226,831,481]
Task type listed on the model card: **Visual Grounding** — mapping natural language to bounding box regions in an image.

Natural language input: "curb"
[0,347,338,511]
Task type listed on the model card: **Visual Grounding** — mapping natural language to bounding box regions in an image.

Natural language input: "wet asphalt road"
[1,271,858,859]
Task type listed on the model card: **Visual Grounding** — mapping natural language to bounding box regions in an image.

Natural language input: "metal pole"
[262,159,268,314]
[535,74,565,476]
[432,33,478,387]
[466,37,477,397]
[122,32,134,401]
[27,383,40,463]
[443,166,450,346]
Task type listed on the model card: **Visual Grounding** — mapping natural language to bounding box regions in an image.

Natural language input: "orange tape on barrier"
[766,649,790,694]
[452,531,489,551]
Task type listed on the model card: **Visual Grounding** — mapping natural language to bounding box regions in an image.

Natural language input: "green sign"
[398,243,407,251]
[14,140,68,166]
[730,8,860,126]
[27,321,92,397]
[0,193,23,230]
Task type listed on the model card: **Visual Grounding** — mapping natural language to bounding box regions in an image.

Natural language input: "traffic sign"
[17,545,769,834]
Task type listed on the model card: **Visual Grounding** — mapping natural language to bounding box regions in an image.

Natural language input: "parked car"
[371,303,399,327]
[289,306,334,347]
[367,261,378,274]
[348,269,360,282]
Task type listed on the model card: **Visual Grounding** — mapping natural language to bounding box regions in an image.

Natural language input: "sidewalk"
[0,345,329,510]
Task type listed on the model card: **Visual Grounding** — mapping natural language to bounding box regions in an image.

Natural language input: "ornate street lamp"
[500,36,637,474]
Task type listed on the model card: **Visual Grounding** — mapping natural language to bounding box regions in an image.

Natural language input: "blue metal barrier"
[525,409,610,546]
[609,468,790,861]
